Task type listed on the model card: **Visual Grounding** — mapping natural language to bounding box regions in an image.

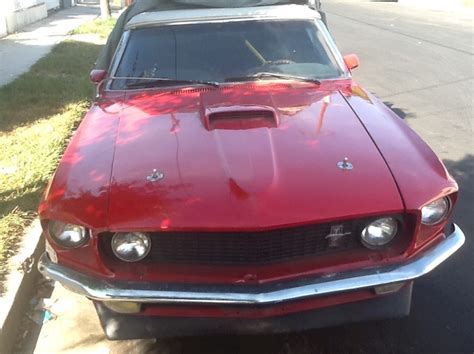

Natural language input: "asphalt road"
[32,2,474,353]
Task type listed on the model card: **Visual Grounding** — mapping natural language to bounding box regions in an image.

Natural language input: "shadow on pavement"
[383,101,415,120]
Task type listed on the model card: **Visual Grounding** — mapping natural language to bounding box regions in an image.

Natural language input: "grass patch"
[0,210,34,263]
[0,19,113,284]
[71,17,117,39]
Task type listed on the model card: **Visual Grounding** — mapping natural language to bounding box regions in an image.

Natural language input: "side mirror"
[90,69,107,84]
[343,54,360,71]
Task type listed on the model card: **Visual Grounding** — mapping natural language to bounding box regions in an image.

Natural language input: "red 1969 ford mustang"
[38,4,465,340]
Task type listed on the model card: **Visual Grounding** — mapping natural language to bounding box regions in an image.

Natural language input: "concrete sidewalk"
[33,284,156,354]
[0,5,99,87]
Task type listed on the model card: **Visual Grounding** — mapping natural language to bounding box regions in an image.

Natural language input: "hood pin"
[337,157,353,171]
[146,169,164,182]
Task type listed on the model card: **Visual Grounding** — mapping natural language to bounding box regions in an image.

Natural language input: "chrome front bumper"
[38,224,465,305]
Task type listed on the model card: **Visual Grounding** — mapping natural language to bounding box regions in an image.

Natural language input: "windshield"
[112,20,344,89]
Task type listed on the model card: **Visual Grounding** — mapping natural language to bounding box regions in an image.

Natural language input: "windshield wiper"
[224,72,321,85]
[122,77,220,89]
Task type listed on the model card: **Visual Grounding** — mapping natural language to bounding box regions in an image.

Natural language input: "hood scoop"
[200,90,279,131]
[206,108,278,130]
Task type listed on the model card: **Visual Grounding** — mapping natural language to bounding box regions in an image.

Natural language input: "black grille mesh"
[101,220,363,265]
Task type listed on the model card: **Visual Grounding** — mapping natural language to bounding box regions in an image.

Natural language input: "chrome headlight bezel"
[360,217,399,249]
[48,221,89,248]
[111,232,151,262]
[421,197,451,226]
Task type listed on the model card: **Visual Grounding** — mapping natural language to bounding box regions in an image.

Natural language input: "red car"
[38,5,465,340]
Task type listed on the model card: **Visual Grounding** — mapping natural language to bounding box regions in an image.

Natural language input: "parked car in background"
[38,4,465,340]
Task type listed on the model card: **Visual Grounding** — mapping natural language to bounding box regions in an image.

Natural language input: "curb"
[0,220,43,354]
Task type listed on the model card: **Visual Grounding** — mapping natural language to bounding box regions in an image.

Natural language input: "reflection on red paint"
[228,178,250,200]
[316,95,331,135]
[170,113,180,133]
[160,218,171,229]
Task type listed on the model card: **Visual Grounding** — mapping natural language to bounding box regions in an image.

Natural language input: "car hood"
[107,82,403,231]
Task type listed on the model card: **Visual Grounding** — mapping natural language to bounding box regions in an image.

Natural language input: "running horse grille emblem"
[325,224,352,248]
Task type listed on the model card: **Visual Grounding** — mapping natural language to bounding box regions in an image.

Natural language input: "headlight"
[421,197,450,225]
[111,232,151,262]
[361,217,398,248]
[48,221,88,248]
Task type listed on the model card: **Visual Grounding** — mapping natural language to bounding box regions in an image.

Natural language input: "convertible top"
[95,0,323,70]
[126,5,321,29]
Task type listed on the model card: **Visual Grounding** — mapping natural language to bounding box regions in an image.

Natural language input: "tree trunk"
[100,0,111,19]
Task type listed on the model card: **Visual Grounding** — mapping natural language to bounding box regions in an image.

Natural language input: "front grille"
[100,220,363,266]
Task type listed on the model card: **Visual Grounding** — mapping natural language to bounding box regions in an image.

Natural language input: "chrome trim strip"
[106,30,131,91]
[315,19,351,77]
[38,224,465,305]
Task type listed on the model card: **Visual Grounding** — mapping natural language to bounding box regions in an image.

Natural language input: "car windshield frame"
[106,18,350,91]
